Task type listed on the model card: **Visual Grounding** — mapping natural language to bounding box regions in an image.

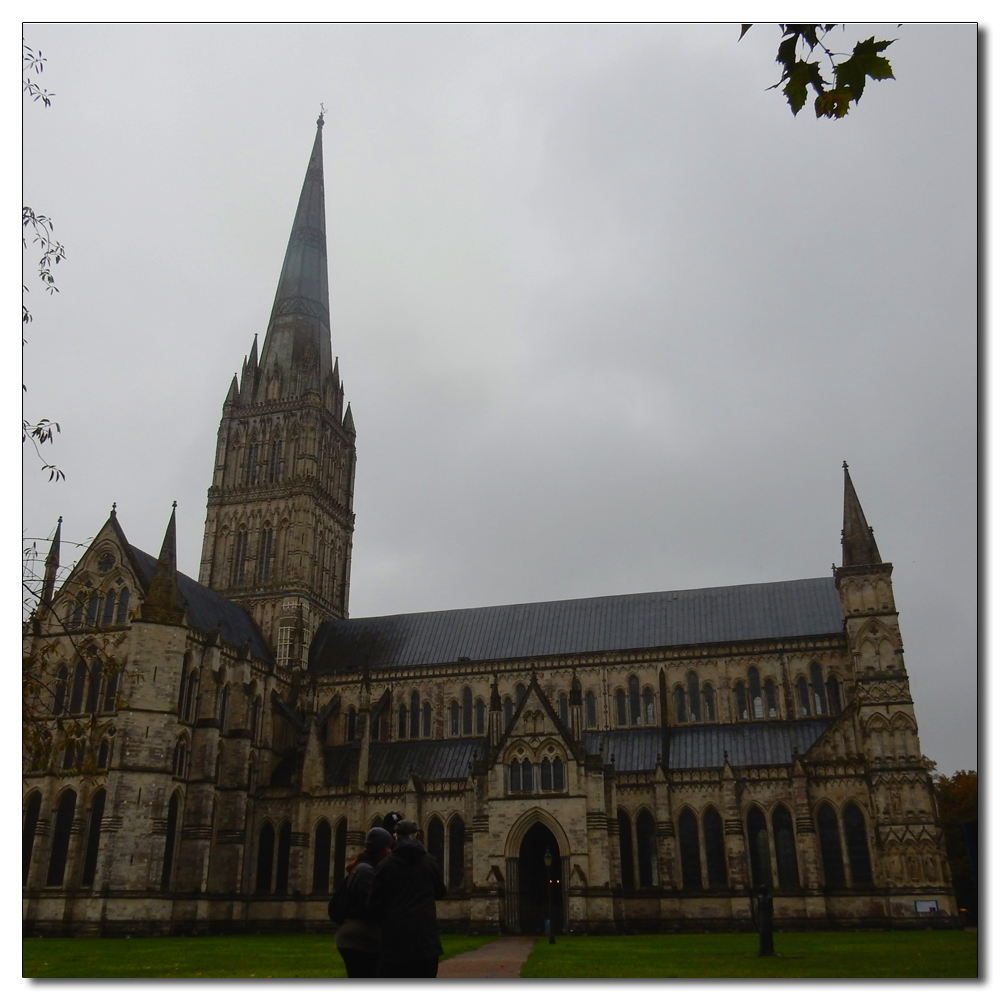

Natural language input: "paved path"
[437,937,537,978]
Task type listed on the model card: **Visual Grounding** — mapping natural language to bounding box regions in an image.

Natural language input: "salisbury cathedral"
[23,116,958,936]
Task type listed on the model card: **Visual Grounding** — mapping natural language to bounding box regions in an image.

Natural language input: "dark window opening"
[772,805,799,887]
[256,822,275,893]
[313,820,332,894]
[448,816,465,889]
[160,793,180,890]
[46,789,76,887]
[617,809,634,889]
[585,691,597,728]
[636,809,658,888]
[23,792,42,887]
[427,816,445,869]
[678,808,702,889]
[81,789,106,888]
[843,803,874,885]
[817,803,846,887]
[747,806,771,887]
[703,806,728,887]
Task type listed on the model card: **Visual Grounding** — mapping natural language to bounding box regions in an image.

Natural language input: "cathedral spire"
[40,516,62,608]
[841,462,883,567]
[142,503,184,625]
[257,114,333,400]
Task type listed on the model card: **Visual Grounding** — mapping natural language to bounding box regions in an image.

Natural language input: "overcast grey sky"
[22,23,976,775]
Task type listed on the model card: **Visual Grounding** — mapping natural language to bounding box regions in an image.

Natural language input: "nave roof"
[309,577,844,673]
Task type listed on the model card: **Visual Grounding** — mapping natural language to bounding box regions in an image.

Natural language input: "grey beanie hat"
[365,826,393,851]
[395,818,419,836]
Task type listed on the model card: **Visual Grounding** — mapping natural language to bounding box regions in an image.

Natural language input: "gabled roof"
[129,547,271,662]
[309,577,845,673]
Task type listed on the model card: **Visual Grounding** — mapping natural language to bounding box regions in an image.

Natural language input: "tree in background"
[741,24,896,120]
[23,39,66,481]
[933,770,978,925]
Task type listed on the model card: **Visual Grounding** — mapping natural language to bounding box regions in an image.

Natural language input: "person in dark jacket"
[368,818,447,978]
[335,826,393,978]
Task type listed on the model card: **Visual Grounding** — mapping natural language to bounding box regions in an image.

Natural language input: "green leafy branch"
[741,24,896,119]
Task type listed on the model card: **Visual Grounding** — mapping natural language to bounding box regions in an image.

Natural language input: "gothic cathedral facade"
[23,118,958,936]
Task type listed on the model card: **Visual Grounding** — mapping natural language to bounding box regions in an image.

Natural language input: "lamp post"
[544,848,556,944]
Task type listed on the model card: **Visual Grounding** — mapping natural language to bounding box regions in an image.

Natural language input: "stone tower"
[834,463,949,893]
[198,114,356,666]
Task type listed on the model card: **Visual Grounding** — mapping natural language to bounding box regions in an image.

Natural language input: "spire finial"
[172,500,177,510]
[318,103,326,127]
[110,502,117,516]
[842,460,849,470]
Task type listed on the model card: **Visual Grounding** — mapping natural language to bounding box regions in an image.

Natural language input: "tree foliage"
[741,24,896,119]
[23,40,66,481]
[932,770,978,923]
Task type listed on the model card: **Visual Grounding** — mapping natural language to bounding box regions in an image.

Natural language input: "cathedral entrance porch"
[516,822,565,935]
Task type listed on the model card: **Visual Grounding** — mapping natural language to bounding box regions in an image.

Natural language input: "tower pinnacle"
[841,463,883,567]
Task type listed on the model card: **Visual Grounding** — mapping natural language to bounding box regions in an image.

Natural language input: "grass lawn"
[23,933,495,978]
[520,930,978,978]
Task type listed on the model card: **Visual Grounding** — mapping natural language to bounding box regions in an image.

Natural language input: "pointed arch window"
[115,587,130,624]
[245,443,259,486]
[585,691,597,728]
[678,808,702,889]
[703,806,728,887]
[686,672,701,722]
[475,698,486,735]
[422,702,432,738]
[628,675,641,725]
[427,816,445,868]
[817,803,846,887]
[86,591,101,626]
[733,681,748,721]
[747,806,771,887]
[46,789,77,886]
[617,809,635,889]
[269,440,283,483]
[102,590,116,625]
[703,684,717,722]
[256,821,275,893]
[181,670,198,722]
[97,739,111,769]
[642,687,656,724]
[23,792,42,887]
[558,693,568,725]
[410,691,421,739]
[809,663,828,715]
[275,821,292,894]
[615,689,627,727]
[173,739,188,779]
[333,818,347,888]
[673,685,687,723]
[450,701,460,736]
[53,666,68,715]
[796,677,811,715]
[85,661,103,714]
[218,685,230,733]
[764,679,778,718]
[448,816,465,889]
[71,598,85,626]
[826,676,843,714]
[258,527,274,583]
[346,707,357,742]
[233,530,249,586]
[843,803,874,885]
[636,809,658,888]
[398,703,408,739]
[312,820,331,893]
[748,667,763,719]
[541,758,552,791]
[161,792,180,890]
[461,688,473,735]
[503,696,514,728]
[81,789,107,888]
[509,757,533,792]
[772,805,799,887]
[515,683,526,705]
[70,659,87,714]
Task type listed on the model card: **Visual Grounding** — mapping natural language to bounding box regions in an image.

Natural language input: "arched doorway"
[518,822,564,935]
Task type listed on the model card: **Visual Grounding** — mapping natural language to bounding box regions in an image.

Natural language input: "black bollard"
[757,885,775,957]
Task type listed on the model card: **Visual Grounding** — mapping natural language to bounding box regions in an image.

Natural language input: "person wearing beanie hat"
[367,816,447,977]
[333,825,394,977]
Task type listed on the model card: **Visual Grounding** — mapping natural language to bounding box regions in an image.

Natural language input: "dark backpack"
[327,862,371,923]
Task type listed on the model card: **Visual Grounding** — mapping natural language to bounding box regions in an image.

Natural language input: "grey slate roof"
[582,719,833,771]
[309,578,844,673]
[369,738,486,784]
[130,547,272,662]
[668,719,833,769]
